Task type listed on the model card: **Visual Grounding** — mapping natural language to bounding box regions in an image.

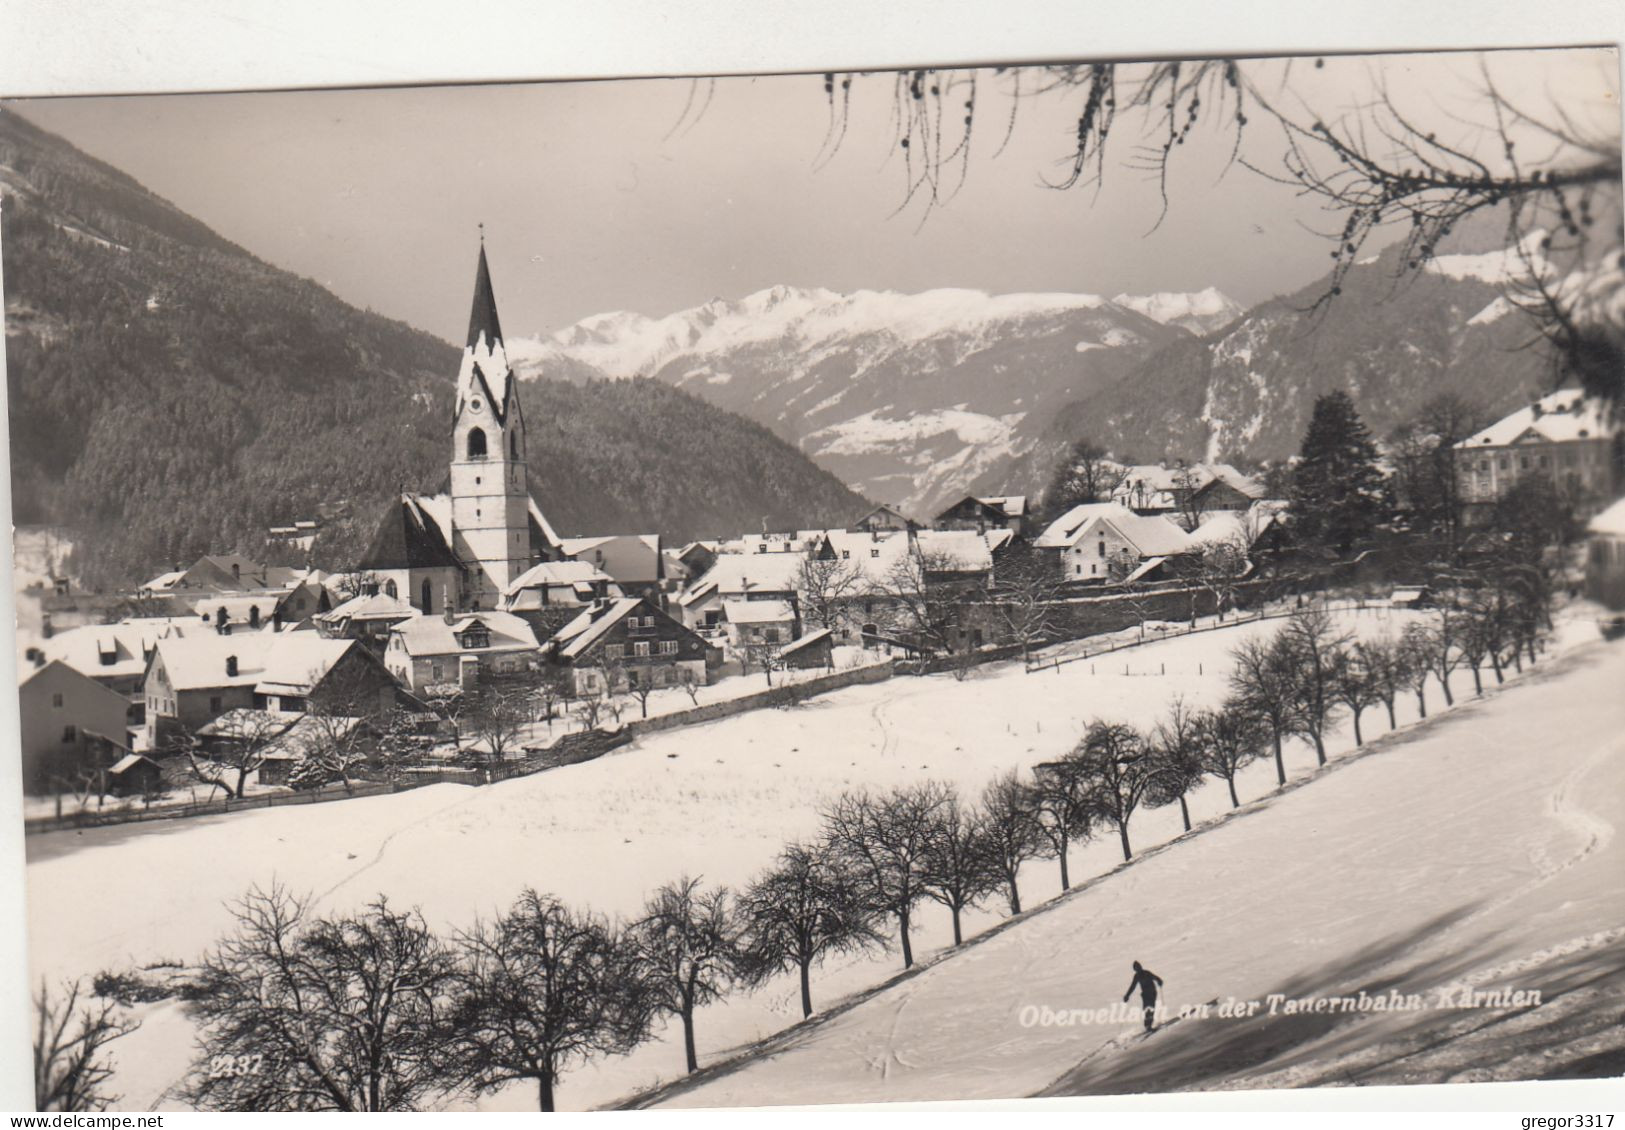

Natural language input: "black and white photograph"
[3,7,1624,1114]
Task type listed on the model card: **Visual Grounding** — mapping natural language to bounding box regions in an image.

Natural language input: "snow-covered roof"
[683,552,805,601]
[197,708,297,738]
[317,592,420,624]
[1456,390,1616,449]
[552,598,646,660]
[36,618,199,680]
[505,559,613,593]
[140,570,186,592]
[153,634,360,693]
[777,627,834,658]
[914,529,996,573]
[1123,556,1167,584]
[1034,502,1196,556]
[722,599,796,625]
[391,611,540,658]
[1588,498,1625,537]
[109,753,157,774]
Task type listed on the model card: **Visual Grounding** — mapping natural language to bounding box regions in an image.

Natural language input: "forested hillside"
[1,109,867,588]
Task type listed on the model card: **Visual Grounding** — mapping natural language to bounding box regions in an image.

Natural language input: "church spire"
[466,236,504,351]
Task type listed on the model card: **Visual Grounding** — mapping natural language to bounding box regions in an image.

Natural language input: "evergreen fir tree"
[1288,390,1389,552]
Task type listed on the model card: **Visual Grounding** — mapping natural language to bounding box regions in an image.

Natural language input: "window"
[1498,456,1509,471]
[511,431,519,459]
[870,548,880,558]
[763,628,780,644]
[467,427,488,459]
[432,664,444,682]
[209,695,223,713]
[633,641,651,657]
[758,544,768,553]
[422,579,433,614]
[1098,540,1106,557]
[51,693,63,709]
[1091,564,1098,576]
[841,550,851,559]
[61,725,76,744]
[605,644,624,659]
[1076,564,1082,575]
[660,640,678,655]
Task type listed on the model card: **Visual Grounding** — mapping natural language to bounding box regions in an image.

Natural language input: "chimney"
[225,655,239,678]
[231,562,241,581]
[1532,401,1544,419]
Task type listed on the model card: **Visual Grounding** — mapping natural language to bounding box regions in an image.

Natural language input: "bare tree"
[1429,601,1468,707]
[990,543,1065,663]
[1171,462,1210,532]
[820,782,950,969]
[185,884,458,1111]
[1193,702,1267,809]
[574,693,603,732]
[1076,721,1155,862]
[178,710,288,799]
[1356,636,1407,731]
[626,667,657,719]
[1145,696,1206,832]
[1399,623,1438,719]
[1279,607,1351,765]
[735,842,886,1018]
[450,889,648,1112]
[1043,439,1125,517]
[878,548,966,660]
[677,666,702,706]
[795,554,866,633]
[974,771,1045,915]
[1029,752,1094,891]
[1195,535,1251,623]
[1228,635,1302,786]
[916,788,994,945]
[463,684,532,766]
[1329,644,1382,747]
[34,979,140,1112]
[628,876,739,1076]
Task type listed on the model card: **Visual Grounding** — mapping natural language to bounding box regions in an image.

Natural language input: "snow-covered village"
[4,41,1625,1115]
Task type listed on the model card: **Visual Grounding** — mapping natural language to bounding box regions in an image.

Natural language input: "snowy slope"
[23,610,1612,1111]
[656,635,1625,1107]
[1110,287,1245,336]
[506,286,1202,517]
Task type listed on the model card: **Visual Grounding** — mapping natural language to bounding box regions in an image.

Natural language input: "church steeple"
[466,238,504,352]
[454,237,515,425]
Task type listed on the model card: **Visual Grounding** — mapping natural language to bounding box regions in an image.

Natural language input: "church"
[355,243,566,614]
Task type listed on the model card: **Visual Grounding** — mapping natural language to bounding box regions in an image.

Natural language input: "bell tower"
[449,237,532,610]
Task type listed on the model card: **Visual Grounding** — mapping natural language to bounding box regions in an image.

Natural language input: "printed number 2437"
[208,1053,263,1078]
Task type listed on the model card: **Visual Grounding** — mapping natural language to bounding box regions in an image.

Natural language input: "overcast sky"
[8,47,1618,344]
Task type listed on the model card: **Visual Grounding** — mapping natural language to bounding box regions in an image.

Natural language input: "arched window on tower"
[510,430,519,459]
[467,427,488,460]
[421,578,433,613]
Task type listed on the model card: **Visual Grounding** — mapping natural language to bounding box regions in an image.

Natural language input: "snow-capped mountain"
[985,233,1600,503]
[1110,286,1245,335]
[509,286,1234,517]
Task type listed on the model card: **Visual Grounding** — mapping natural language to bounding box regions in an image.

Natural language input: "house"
[384,608,541,692]
[18,661,132,793]
[255,713,370,787]
[849,505,919,534]
[139,554,273,596]
[776,627,835,671]
[25,617,206,729]
[1585,497,1625,611]
[502,559,621,611]
[721,599,800,651]
[677,552,805,631]
[143,633,401,748]
[107,753,165,797]
[933,494,1028,534]
[558,535,665,602]
[1454,390,1620,517]
[1111,463,1264,519]
[548,596,711,697]
[315,590,421,649]
[1034,502,1198,582]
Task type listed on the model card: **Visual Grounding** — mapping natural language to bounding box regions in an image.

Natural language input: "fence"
[624,659,898,738]
[25,776,407,834]
[1022,596,1383,674]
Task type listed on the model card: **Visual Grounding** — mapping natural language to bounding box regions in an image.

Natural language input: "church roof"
[357,494,461,571]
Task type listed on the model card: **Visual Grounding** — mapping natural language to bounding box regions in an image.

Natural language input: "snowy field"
[21,607,1611,1110]
[657,631,1625,1107]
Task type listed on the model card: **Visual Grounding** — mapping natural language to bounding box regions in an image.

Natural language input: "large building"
[1454,390,1620,516]
[356,244,566,614]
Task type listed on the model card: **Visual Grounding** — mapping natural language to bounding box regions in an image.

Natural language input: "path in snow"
[648,638,1625,1107]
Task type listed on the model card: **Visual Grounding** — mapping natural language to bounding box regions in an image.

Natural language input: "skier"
[1123,961,1164,1033]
